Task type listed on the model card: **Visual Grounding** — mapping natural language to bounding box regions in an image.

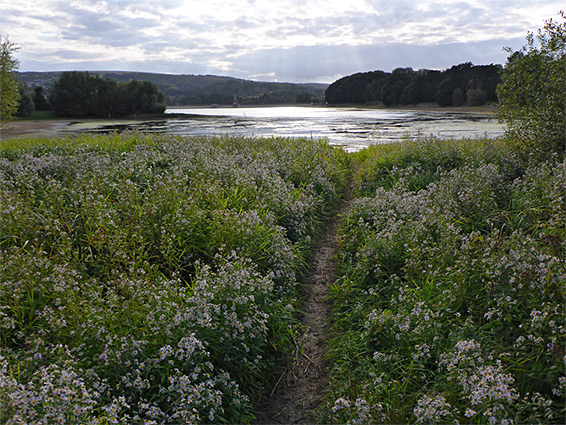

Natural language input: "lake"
[65,106,505,152]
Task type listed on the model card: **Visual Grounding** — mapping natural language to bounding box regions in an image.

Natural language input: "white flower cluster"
[414,393,453,423]
[0,135,348,424]
[327,142,565,423]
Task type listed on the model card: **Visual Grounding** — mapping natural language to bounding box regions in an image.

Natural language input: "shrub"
[497,12,566,154]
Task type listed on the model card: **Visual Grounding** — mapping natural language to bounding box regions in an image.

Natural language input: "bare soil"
[0,120,72,139]
[255,186,353,424]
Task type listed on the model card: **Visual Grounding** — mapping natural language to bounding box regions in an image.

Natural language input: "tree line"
[325,62,501,107]
[18,71,166,118]
[17,71,327,108]
[52,72,166,117]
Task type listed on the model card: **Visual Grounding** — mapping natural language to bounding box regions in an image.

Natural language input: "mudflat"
[1,120,72,139]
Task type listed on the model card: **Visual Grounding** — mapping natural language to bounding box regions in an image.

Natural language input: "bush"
[497,12,566,154]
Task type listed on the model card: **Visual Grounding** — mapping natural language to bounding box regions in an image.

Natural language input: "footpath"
[256,182,353,424]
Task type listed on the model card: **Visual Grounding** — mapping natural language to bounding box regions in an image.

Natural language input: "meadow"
[0,132,564,424]
[0,133,349,424]
[325,138,565,424]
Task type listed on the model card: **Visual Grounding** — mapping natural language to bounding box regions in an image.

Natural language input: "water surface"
[65,106,505,152]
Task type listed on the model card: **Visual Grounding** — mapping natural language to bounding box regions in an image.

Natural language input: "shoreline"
[168,102,498,114]
[1,103,499,140]
[1,120,74,140]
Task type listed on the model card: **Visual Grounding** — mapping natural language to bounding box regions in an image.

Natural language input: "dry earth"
[255,184,353,424]
[0,120,72,140]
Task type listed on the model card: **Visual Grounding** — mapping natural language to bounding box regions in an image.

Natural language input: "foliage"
[325,63,501,106]
[0,36,21,122]
[17,71,327,106]
[16,82,34,116]
[497,12,566,154]
[324,71,388,104]
[0,134,349,424]
[381,68,415,106]
[324,138,565,424]
[49,72,166,117]
[32,86,50,111]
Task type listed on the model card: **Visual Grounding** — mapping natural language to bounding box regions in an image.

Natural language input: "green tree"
[32,86,50,111]
[466,87,487,106]
[381,67,415,106]
[497,12,566,153]
[452,87,465,106]
[50,72,166,117]
[365,73,389,103]
[50,71,95,116]
[436,77,456,106]
[16,82,34,116]
[0,36,21,122]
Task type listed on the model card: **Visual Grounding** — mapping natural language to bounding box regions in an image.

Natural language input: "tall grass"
[2,131,564,424]
[0,133,349,424]
[325,137,565,424]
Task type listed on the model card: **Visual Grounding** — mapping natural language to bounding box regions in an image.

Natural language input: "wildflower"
[465,408,476,417]
[332,397,351,412]
[414,393,453,423]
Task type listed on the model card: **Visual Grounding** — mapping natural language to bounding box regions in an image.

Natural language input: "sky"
[0,0,563,83]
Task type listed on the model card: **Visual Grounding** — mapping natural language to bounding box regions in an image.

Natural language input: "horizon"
[15,69,333,85]
[2,1,563,84]
[15,60,502,87]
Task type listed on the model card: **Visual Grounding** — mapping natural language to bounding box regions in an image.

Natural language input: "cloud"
[1,0,563,82]
[230,38,521,82]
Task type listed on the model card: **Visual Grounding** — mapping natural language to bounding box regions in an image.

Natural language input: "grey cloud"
[231,38,519,82]
[54,3,161,47]
[262,13,382,40]
[6,0,563,83]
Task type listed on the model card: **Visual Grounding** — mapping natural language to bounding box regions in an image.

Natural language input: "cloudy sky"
[0,0,563,83]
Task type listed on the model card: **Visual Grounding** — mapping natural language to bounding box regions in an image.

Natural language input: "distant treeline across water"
[325,62,501,107]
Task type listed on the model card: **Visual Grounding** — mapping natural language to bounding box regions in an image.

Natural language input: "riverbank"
[1,113,176,140]
[1,103,500,142]
[0,119,73,139]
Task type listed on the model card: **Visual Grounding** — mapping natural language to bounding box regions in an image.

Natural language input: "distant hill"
[16,71,328,106]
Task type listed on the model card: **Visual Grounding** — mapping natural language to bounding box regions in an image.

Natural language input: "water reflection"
[64,106,505,152]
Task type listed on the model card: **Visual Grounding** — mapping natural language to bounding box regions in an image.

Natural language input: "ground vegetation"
[0,134,349,424]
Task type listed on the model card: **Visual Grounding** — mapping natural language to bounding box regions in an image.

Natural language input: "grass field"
[0,133,564,424]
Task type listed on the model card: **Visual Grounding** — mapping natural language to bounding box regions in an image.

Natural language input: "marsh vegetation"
[0,134,349,424]
[1,131,564,424]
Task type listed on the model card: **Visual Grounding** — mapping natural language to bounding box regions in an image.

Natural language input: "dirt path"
[256,185,353,424]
